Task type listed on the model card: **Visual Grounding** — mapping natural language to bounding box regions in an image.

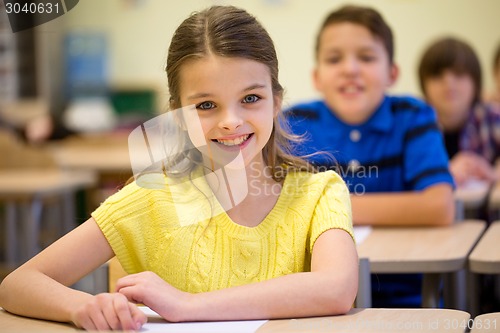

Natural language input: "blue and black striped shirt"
[286,95,454,194]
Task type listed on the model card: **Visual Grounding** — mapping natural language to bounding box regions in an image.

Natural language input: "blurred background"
[2,0,500,124]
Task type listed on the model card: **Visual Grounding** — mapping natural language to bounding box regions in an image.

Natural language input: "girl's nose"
[219,108,243,131]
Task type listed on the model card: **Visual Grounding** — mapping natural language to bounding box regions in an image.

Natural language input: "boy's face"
[314,22,397,124]
[423,69,474,131]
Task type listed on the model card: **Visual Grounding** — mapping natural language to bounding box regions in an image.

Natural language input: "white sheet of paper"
[139,306,268,333]
[353,226,372,244]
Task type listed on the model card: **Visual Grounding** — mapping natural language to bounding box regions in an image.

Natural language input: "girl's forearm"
[0,268,92,323]
[180,270,355,322]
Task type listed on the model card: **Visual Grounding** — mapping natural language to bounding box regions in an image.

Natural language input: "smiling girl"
[0,6,357,331]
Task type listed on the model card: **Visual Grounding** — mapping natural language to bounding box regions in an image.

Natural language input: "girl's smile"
[212,133,254,149]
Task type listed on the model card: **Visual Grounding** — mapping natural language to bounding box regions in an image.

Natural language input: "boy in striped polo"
[287,5,455,307]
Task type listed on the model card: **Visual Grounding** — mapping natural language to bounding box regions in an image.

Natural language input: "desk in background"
[357,220,486,309]
[0,169,96,265]
[0,307,471,333]
[48,133,132,206]
[469,221,500,274]
[49,134,131,175]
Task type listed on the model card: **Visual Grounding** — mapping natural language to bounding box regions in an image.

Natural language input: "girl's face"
[314,22,398,124]
[424,69,475,131]
[179,55,277,169]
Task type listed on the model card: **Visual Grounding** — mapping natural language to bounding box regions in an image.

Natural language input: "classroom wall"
[35,0,500,111]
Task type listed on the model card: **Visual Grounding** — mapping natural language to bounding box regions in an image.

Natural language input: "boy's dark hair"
[418,37,482,106]
[494,42,500,72]
[315,5,394,63]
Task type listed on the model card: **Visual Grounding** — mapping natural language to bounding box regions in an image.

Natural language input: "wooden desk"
[0,307,471,333]
[469,221,500,274]
[0,169,96,265]
[357,220,486,309]
[470,312,500,332]
[49,140,131,174]
[468,222,500,317]
[48,134,133,206]
[49,132,133,176]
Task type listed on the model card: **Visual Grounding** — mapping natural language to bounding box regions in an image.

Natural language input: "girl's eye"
[196,101,215,110]
[242,94,260,103]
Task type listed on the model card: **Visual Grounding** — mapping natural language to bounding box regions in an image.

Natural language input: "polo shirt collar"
[363,95,393,132]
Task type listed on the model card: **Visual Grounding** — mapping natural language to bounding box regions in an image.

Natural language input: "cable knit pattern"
[92,170,353,293]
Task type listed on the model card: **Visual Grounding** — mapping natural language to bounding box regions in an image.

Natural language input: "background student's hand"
[449,151,496,186]
[116,271,192,322]
[70,292,147,331]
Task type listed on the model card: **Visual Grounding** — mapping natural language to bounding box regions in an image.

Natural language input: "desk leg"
[467,271,480,317]
[443,269,466,310]
[422,273,441,308]
[21,199,43,262]
[4,201,17,265]
[61,191,76,234]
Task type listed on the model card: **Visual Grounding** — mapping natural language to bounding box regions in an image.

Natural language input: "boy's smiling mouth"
[339,84,363,94]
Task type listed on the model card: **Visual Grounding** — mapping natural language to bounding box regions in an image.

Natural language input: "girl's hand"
[70,292,147,331]
[116,271,193,322]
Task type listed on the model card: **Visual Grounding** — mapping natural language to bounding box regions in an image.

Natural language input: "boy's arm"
[350,183,454,226]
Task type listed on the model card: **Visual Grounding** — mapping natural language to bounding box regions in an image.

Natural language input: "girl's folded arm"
[146,228,358,322]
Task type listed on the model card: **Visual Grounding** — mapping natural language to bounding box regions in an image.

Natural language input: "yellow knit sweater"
[92,169,353,293]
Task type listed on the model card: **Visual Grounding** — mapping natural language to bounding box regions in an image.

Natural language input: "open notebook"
[353,226,372,244]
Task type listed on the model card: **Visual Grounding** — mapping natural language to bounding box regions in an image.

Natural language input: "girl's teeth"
[216,134,250,146]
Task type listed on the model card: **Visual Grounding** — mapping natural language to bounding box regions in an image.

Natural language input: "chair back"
[108,256,127,292]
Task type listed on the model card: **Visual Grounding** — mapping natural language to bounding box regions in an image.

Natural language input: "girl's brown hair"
[165,5,314,181]
[418,37,482,106]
